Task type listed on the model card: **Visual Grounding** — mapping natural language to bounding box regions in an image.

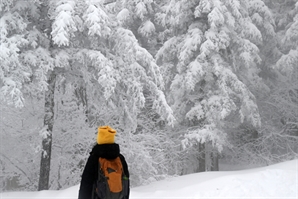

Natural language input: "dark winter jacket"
[78,143,130,199]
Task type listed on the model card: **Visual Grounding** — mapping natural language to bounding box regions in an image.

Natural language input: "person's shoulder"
[119,153,123,157]
[119,153,127,161]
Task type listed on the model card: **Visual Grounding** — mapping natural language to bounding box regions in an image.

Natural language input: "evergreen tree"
[0,0,54,107]
[258,0,298,163]
[50,80,93,189]
[275,1,298,76]
[220,0,297,166]
[155,0,274,172]
[0,0,56,190]
[108,0,164,54]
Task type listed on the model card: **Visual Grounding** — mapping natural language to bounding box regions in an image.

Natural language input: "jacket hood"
[91,143,120,159]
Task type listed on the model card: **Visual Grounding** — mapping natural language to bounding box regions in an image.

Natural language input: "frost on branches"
[51,0,77,46]
[83,2,111,37]
[110,27,175,127]
[111,0,159,53]
[0,5,29,107]
[0,0,55,107]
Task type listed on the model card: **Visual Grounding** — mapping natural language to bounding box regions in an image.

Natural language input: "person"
[78,126,130,199]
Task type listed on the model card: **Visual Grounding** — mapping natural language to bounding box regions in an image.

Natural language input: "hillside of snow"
[1,159,297,198]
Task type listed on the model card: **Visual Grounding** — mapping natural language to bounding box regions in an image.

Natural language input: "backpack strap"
[97,157,106,182]
[119,155,130,198]
[119,154,129,178]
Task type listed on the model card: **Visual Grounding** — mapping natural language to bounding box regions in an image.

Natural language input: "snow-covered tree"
[71,24,175,184]
[244,0,277,95]
[50,80,94,189]
[48,0,175,188]
[44,0,175,130]
[258,0,298,164]
[155,0,273,171]
[220,0,298,166]
[106,0,164,54]
[0,0,57,190]
[0,0,55,107]
[274,0,298,130]
[275,1,298,77]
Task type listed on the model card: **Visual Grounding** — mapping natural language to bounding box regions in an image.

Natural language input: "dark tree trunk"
[38,70,56,191]
[211,150,219,171]
[74,82,89,121]
[37,0,55,191]
[198,142,206,172]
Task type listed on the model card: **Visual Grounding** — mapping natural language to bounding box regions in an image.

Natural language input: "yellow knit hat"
[97,126,116,144]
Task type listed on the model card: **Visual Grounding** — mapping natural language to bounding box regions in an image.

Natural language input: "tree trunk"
[38,70,56,191]
[198,142,206,172]
[74,82,89,122]
[211,150,219,171]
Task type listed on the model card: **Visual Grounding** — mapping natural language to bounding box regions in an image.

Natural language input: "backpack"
[93,156,128,199]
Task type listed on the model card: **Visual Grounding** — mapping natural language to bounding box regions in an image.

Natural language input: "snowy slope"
[1,159,297,199]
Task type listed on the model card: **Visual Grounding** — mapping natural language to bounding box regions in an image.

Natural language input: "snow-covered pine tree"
[48,0,175,187]
[156,0,268,172]
[275,1,298,77]
[47,0,176,129]
[244,0,276,95]
[273,0,298,134]
[50,79,94,189]
[0,0,58,190]
[104,1,181,182]
[254,0,298,164]
[107,0,162,54]
[50,0,77,47]
[0,0,55,107]
[220,0,297,166]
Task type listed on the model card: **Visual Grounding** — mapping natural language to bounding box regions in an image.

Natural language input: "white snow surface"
[1,159,297,199]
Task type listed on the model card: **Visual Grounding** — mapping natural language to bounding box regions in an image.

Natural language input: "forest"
[0,0,297,192]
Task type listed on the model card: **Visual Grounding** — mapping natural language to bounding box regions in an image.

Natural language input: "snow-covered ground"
[1,159,297,199]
